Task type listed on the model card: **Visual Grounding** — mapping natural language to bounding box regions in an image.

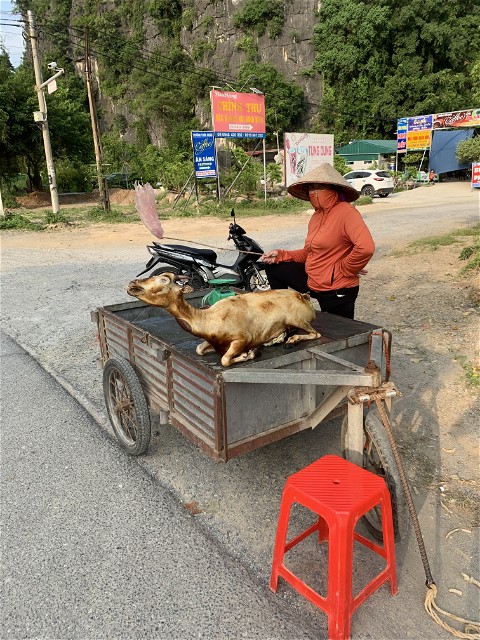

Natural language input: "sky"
[0,0,25,67]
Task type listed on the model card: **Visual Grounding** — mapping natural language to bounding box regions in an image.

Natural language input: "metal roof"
[336,139,398,157]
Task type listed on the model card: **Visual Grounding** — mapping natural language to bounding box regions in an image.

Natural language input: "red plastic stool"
[270,454,397,640]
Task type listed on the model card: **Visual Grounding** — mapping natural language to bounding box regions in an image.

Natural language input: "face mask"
[308,187,338,209]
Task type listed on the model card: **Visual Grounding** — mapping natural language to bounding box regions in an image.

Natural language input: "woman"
[261,163,374,319]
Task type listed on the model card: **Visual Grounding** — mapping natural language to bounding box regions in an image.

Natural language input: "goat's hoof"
[284,341,296,349]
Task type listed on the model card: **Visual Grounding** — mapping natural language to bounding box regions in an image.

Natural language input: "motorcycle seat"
[154,243,217,261]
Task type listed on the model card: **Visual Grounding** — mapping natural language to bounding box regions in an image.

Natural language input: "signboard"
[284,132,334,187]
[210,90,266,138]
[433,109,480,129]
[191,131,217,179]
[472,162,480,189]
[406,130,432,150]
[407,114,433,131]
[397,117,407,153]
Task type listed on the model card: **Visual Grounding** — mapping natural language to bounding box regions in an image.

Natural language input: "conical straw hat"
[287,162,360,202]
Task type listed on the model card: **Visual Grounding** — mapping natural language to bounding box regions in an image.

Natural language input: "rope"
[373,397,480,638]
[159,235,263,257]
[425,584,480,638]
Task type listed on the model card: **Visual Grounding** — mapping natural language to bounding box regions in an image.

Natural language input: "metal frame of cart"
[92,292,409,540]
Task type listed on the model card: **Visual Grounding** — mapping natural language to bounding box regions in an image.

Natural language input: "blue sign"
[192,131,217,179]
[407,114,433,131]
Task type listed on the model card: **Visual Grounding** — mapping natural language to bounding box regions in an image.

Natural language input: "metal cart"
[92,291,409,540]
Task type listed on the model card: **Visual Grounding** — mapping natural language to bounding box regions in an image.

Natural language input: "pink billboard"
[210,90,266,138]
[284,132,334,187]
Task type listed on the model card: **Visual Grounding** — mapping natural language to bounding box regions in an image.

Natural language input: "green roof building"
[336,140,398,170]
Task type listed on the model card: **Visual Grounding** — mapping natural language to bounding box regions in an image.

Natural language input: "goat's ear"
[174,276,193,294]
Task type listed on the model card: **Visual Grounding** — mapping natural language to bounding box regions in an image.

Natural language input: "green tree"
[237,62,305,140]
[0,47,93,191]
[313,0,480,144]
[456,137,480,164]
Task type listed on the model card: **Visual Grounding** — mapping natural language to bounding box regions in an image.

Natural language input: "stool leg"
[270,493,294,592]
[317,516,328,543]
[327,518,354,640]
[380,495,398,595]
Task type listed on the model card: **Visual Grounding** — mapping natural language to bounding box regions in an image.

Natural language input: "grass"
[393,223,480,273]
[0,213,45,231]
[453,355,480,387]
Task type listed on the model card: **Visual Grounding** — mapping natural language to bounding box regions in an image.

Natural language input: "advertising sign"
[397,117,407,152]
[406,130,432,151]
[284,132,334,187]
[472,162,480,189]
[191,131,217,179]
[407,114,433,131]
[433,109,480,129]
[210,90,266,138]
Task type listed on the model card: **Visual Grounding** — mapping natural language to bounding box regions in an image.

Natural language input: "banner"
[191,131,217,179]
[397,117,407,152]
[406,130,432,150]
[407,114,433,131]
[433,109,480,129]
[210,90,266,138]
[284,132,334,187]
[472,162,480,189]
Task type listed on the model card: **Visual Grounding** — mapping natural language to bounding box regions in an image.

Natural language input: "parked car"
[343,170,394,198]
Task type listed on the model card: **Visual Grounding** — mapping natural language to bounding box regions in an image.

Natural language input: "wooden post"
[263,137,267,204]
[84,28,110,211]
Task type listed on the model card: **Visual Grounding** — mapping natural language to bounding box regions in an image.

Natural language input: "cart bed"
[93,294,383,461]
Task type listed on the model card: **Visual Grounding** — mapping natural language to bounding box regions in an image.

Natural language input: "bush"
[456,137,480,165]
[55,159,92,193]
[223,147,263,195]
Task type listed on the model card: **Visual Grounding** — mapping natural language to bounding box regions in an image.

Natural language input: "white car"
[344,170,394,198]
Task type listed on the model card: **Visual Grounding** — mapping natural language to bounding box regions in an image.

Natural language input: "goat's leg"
[196,340,215,355]
[285,322,321,347]
[221,340,260,367]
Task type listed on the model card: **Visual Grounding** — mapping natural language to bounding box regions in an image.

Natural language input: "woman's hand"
[357,269,368,276]
[260,250,279,264]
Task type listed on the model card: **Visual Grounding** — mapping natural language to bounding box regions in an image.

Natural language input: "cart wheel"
[341,408,410,541]
[103,357,151,456]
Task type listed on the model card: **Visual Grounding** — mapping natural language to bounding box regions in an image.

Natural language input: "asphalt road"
[1,331,319,640]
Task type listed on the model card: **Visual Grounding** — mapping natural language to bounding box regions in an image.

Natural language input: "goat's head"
[127,272,193,307]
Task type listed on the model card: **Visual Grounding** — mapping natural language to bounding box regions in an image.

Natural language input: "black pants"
[265,262,359,319]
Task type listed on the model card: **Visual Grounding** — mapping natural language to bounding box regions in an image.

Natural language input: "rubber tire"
[341,408,410,542]
[103,357,151,456]
[245,266,270,292]
[360,184,375,197]
[379,193,389,198]
[151,265,206,291]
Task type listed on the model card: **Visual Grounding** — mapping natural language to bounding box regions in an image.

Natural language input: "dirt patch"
[15,188,135,209]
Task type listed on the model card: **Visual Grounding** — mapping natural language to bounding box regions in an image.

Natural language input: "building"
[335,140,398,171]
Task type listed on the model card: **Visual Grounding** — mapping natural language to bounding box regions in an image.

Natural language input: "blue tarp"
[429,129,474,174]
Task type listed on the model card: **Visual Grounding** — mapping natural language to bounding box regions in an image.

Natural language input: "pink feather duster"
[134,182,164,239]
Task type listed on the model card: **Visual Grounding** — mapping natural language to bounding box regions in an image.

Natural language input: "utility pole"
[84,28,110,211]
[27,10,60,220]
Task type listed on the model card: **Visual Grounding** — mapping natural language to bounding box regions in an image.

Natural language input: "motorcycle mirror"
[230,208,235,218]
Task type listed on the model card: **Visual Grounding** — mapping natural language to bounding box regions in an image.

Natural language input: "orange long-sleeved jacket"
[275,190,375,291]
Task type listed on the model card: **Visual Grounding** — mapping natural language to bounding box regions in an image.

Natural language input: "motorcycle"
[136,209,270,292]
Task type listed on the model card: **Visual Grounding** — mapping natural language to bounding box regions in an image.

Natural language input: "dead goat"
[127,273,321,367]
